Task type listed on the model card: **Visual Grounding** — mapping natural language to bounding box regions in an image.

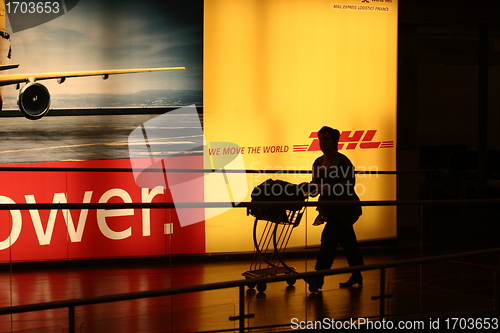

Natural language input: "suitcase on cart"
[244,179,308,292]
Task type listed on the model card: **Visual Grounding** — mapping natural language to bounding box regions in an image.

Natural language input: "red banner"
[0,157,205,262]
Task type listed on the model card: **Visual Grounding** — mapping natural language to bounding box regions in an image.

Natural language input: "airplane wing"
[0,66,185,87]
[0,64,20,71]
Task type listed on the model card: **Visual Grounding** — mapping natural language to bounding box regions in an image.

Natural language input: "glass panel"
[248,281,378,331]
[387,262,497,318]
[9,327,64,333]
[0,311,66,332]
[80,303,235,333]
[3,0,202,329]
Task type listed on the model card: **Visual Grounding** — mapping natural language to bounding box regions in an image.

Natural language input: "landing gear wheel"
[246,282,256,290]
[286,278,296,286]
[257,283,267,293]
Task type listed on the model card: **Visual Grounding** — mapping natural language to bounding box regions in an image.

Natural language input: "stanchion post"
[495,253,499,318]
[239,285,245,333]
[379,268,386,320]
[68,305,75,333]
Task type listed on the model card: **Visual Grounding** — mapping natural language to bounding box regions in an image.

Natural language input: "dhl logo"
[293,130,394,152]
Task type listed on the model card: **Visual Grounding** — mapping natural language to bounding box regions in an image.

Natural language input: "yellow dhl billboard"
[203,0,398,252]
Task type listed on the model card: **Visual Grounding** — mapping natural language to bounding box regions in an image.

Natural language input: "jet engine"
[18,83,51,120]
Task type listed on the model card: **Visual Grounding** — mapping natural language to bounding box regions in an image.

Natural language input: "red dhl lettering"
[293,130,394,152]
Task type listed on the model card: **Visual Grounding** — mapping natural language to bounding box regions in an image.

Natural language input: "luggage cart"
[244,179,310,292]
[243,207,306,292]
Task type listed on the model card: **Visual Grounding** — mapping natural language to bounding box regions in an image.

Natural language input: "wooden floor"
[0,252,498,333]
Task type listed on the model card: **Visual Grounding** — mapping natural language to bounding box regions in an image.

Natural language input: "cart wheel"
[286,278,296,286]
[257,283,267,293]
[246,282,256,290]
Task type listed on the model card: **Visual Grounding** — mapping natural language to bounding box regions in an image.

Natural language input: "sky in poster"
[4,0,202,97]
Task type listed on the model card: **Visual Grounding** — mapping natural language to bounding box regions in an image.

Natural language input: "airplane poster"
[0,0,205,261]
[1,0,202,113]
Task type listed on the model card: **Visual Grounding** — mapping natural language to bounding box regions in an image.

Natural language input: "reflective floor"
[0,252,498,332]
